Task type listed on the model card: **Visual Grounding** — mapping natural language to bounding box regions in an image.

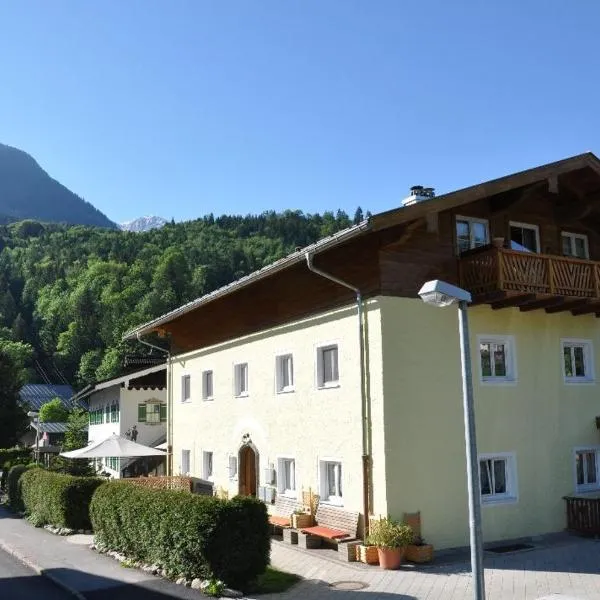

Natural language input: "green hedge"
[7,464,37,512]
[90,482,270,587]
[0,448,32,465]
[20,469,104,530]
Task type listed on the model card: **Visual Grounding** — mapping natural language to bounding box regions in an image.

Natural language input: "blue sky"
[1,1,599,224]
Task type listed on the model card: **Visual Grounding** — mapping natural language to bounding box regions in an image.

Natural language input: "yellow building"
[126,152,600,549]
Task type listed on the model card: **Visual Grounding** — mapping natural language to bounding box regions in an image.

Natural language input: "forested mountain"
[0,144,116,228]
[0,208,367,389]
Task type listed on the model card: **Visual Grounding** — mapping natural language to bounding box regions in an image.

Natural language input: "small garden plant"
[367,517,414,549]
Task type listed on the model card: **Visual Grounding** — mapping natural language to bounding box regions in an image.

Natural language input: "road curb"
[0,538,86,600]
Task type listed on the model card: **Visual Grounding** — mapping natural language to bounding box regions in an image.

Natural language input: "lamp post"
[27,411,40,465]
[418,280,485,600]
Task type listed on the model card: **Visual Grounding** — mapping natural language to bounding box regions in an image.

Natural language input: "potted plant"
[406,535,434,563]
[291,508,313,529]
[366,517,414,569]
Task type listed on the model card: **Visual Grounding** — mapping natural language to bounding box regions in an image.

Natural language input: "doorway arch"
[238,437,259,497]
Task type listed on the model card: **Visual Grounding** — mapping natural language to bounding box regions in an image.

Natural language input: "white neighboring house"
[73,364,167,478]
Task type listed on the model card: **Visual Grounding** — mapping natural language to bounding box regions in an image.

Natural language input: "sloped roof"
[31,422,71,434]
[123,152,600,340]
[19,384,75,411]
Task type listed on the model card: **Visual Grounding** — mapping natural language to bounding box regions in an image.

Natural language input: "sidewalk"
[0,506,206,599]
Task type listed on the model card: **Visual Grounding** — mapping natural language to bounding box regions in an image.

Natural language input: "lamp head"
[27,411,39,418]
[418,280,471,307]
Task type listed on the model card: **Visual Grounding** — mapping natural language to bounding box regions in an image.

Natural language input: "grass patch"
[245,567,300,595]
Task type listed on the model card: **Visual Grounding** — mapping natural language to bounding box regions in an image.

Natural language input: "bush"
[0,448,32,465]
[20,469,104,530]
[7,464,37,511]
[90,482,270,587]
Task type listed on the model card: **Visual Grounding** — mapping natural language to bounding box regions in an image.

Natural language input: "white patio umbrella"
[154,442,167,450]
[60,433,166,459]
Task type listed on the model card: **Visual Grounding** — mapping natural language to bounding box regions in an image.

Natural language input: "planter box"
[291,513,313,529]
[406,544,434,563]
[357,544,379,565]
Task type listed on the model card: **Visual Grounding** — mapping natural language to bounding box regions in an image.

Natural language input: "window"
[455,216,489,254]
[276,354,294,393]
[138,402,167,423]
[320,460,343,505]
[509,221,540,253]
[202,370,214,400]
[479,453,517,504]
[181,374,191,402]
[88,408,105,426]
[234,363,249,397]
[203,451,213,480]
[105,457,120,471]
[146,402,161,424]
[228,455,238,480]
[575,449,599,492]
[277,458,296,495]
[110,402,119,423]
[181,449,191,475]
[562,232,589,259]
[562,339,594,383]
[317,345,339,388]
[478,335,516,383]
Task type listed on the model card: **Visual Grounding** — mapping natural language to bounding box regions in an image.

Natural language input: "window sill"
[181,399,192,404]
[235,392,249,398]
[277,388,295,395]
[564,378,595,385]
[202,397,214,401]
[481,495,518,506]
[318,383,341,390]
[319,498,344,506]
[480,378,517,387]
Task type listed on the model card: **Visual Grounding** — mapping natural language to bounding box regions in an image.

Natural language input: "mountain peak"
[119,216,168,232]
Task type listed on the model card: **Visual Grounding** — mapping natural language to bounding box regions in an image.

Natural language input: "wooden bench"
[300,504,360,549]
[268,494,299,529]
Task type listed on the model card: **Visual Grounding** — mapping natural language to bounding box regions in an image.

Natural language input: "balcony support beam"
[491,294,537,310]
[519,296,566,312]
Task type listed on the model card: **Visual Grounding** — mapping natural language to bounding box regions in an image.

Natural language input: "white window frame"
[181,449,191,476]
[234,363,249,397]
[181,374,191,403]
[477,334,517,385]
[574,447,600,493]
[277,456,296,496]
[561,338,595,384]
[228,455,238,481]
[509,221,541,253]
[145,401,161,424]
[478,452,518,505]
[316,344,340,389]
[455,215,490,253]
[276,354,294,394]
[561,231,590,259]
[319,458,343,506]
[202,370,214,400]
[202,450,214,480]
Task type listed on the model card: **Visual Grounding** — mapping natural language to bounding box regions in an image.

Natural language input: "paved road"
[0,546,73,600]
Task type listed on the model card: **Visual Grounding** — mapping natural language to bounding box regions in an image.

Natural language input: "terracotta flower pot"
[377,547,405,570]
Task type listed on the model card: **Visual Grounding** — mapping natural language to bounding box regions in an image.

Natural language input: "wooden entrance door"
[239,445,257,497]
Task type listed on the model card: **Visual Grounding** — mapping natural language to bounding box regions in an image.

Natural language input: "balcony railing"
[459,246,600,302]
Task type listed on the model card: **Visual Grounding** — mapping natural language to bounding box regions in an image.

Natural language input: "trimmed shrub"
[7,464,37,511]
[20,469,104,530]
[90,482,270,587]
[0,448,32,465]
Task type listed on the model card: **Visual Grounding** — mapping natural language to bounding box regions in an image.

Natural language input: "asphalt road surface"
[0,546,73,600]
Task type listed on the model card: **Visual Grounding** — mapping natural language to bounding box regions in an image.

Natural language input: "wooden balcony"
[459,246,600,315]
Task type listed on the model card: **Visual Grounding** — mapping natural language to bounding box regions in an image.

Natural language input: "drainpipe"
[136,333,173,476]
[305,252,371,538]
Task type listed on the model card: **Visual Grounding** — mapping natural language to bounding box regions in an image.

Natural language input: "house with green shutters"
[72,364,167,478]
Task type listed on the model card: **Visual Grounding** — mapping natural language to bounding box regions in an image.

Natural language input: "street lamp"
[418,280,485,600]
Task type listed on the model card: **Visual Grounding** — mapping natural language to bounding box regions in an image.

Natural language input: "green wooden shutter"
[138,403,146,422]
[160,404,167,422]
